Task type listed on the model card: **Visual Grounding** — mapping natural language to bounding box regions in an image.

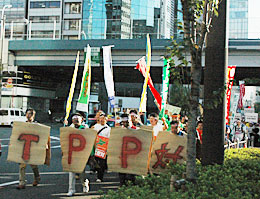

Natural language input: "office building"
[28,0,62,39]
[0,0,27,40]
[229,0,248,39]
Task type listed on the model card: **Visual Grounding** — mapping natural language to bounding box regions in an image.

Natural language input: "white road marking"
[50,136,60,141]
[0,180,19,187]
[51,145,61,149]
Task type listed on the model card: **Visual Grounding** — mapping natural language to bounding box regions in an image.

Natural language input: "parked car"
[0,108,26,127]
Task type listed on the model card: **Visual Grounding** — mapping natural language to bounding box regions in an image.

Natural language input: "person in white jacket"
[67,113,90,197]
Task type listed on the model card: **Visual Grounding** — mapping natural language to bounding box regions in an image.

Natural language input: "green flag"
[76,45,91,113]
[159,58,171,119]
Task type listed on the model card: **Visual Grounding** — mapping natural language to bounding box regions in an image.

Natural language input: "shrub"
[100,148,260,199]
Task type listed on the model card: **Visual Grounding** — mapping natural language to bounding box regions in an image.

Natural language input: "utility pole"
[202,0,228,165]
[0,5,12,107]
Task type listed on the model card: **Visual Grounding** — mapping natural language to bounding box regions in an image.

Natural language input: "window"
[10,110,14,116]
[70,3,81,14]
[69,20,79,30]
[0,110,8,115]
[30,1,60,9]
[15,111,19,116]
[29,16,60,23]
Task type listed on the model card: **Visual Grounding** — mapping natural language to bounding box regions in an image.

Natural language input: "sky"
[248,0,260,39]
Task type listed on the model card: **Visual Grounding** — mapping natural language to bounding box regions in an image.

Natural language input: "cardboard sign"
[107,127,153,176]
[244,108,255,114]
[165,104,181,114]
[60,127,97,173]
[245,113,258,123]
[95,135,109,159]
[7,121,50,165]
[150,131,187,174]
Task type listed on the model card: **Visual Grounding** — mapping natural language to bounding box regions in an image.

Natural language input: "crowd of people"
[4,108,259,196]
[226,118,260,148]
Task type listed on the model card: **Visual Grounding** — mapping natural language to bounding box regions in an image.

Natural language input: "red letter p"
[121,136,142,168]
[68,134,86,164]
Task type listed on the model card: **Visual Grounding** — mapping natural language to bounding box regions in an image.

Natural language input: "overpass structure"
[1,39,260,115]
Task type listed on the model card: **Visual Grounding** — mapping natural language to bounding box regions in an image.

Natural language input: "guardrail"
[224,138,248,149]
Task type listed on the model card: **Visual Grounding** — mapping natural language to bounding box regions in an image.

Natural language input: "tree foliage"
[168,0,221,181]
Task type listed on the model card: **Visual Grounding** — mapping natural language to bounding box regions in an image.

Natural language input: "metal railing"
[224,138,248,149]
[1,18,172,40]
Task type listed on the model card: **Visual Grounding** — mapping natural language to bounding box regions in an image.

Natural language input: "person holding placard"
[149,113,168,141]
[16,109,41,189]
[67,113,90,197]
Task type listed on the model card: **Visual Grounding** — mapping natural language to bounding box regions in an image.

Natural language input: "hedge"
[100,148,260,199]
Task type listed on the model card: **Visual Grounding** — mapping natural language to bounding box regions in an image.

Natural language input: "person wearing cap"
[149,113,168,141]
[67,113,90,196]
[93,113,111,182]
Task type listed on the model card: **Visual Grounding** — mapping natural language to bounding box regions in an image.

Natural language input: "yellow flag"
[65,51,80,121]
[139,34,151,112]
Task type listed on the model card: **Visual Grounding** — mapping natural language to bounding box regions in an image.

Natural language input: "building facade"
[28,0,62,39]
[0,0,27,40]
[229,0,248,39]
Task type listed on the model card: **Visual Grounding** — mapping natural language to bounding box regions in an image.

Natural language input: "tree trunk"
[202,0,228,165]
[186,51,202,181]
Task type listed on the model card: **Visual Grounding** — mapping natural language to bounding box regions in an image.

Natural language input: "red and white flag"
[135,56,162,110]
[238,81,245,109]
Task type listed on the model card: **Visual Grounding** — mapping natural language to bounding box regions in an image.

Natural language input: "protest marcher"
[195,121,203,160]
[251,125,260,147]
[93,113,111,182]
[232,119,246,142]
[178,116,187,133]
[129,110,143,129]
[149,113,168,140]
[170,120,186,136]
[67,113,90,196]
[16,109,41,189]
[196,121,203,144]
[118,111,139,186]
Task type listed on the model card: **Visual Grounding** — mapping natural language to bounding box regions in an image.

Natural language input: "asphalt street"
[0,124,120,199]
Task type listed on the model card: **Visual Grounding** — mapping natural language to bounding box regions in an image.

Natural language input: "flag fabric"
[139,34,151,113]
[159,58,171,118]
[135,56,162,110]
[225,65,236,125]
[103,45,115,108]
[238,81,245,109]
[76,45,91,113]
[65,51,80,121]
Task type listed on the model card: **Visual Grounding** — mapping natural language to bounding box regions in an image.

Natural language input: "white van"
[0,108,27,126]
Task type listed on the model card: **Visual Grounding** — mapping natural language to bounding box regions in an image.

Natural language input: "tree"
[203,0,229,165]
[169,0,221,181]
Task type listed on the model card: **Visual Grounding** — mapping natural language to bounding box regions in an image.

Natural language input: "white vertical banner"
[102,45,115,108]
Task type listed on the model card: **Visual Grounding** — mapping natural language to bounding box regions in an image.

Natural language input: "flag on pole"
[238,80,245,109]
[135,56,162,110]
[103,45,115,108]
[139,34,151,113]
[225,65,236,125]
[76,45,91,113]
[159,58,171,118]
[65,51,80,121]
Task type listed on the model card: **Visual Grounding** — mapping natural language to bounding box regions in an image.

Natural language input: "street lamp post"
[0,4,12,107]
